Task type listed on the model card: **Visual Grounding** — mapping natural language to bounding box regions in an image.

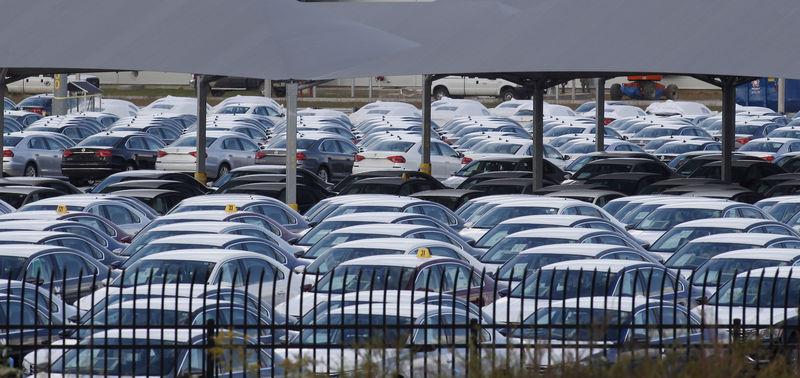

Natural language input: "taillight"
[461,157,473,164]
[736,138,751,145]
[255,152,267,159]
[296,153,306,161]
[763,156,775,162]
[62,151,72,158]
[188,151,208,158]
[157,150,167,158]
[94,150,113,157]
[354,154,365,162]
[3,150,13,158]
[603,118,614,125]
[387,156,406,163]
[28,108,43,115]
[444,140,453,145]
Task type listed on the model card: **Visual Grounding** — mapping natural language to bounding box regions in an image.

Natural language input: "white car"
[156,130,260,179]
[349,101,421,125]
[353,138,462,179]
[491,99,537,117]
[432,76,526,101]
[510,103,576,123]
[645,100,714,117]
[430,98,491,125]
[138,95,210,116]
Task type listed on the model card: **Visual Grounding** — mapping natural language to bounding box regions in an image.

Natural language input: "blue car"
[259,132,357,182]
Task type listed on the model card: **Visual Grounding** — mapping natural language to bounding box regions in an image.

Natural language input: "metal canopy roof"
[0,0,798,81]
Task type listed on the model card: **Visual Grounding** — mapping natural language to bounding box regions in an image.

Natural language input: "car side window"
[230,242,285,263]
[27,256,55,281]
[125,137,146,150]
[100,205,139,225]
[45,237,104,260]
[246,205,292,224]
[586,235,628,246]
[576,206,603,218]
[579,221,615,231]
[0,301,45,325]
[738,207,765,219]
[52,225,106,246]
[51,252,97,277]
[753,225,794,236]
[437,143,460,158]
[320,140,341,153]
[217,260,245,286]
[28,137,47,150]
[415,265,443,292]
[411,231,455,244]
[239,138,260,152]
[242,258,280,281]
[640,268,678,296]
[222,138,243,150]
[427,246,462,260]
[71,216,117,237]
[336,141,358,154]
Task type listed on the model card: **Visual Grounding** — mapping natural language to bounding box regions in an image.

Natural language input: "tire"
[665,84,679,100]
[432,86,449,101]
[500,88,515,102]
[610,84,623,100]
[316,166,330,182]
[23,163,37,177]
[125,162,136,171]
[217,164,231,179]
[640,81,657,100]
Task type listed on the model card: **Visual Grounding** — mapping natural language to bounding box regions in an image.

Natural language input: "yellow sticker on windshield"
[56,205,68,214]
[225,204,238,213]
[416,248,431,258]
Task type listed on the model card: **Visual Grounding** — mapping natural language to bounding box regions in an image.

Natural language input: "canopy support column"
[285,81,299,211]
[420,74,433,175]
[721,77,736,184]
[531,79,545,190]
[0,68,6,176]
[595,78,605,151]
[195,74,209,185]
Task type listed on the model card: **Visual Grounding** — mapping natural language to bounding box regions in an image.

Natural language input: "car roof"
[710,248,800,262]
[0,230,73,243]
[139,249,266,263]
[328,223,431,236]
[733,266,800,280]
[147,221,250,232]
[498,214,598,226]
[689,233,797,245]
[331,237,454,251]
[0,186,60,194]
[653,201,736,210]
[518,243,635,256]
[322,212,426,223]
[0,244,76,258]
[506,227,611,240]
[547,296,655,312]
[341,254,451,268]
[672,218,777,229]
[145,233,260,246]
[539,259,656,273]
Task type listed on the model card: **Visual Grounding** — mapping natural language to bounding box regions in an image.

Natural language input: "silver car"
[2,131,74,177]
[156,130,260,179]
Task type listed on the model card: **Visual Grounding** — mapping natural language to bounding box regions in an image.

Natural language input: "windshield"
[635,127,678,138]
[496,254,589,281]
[739,141,783,152]
[325,205,400,219]
[303,233,387,259]
[314,265,416,293]
[3,136,22,147]
[266,137,315,149]
[768,203,800,223]
[0,193,29,209]
[173,136,217,148]
[295,313,412,346]
[509,269,614,299]
[573,163,632,180]
[305,248,404,274]
[692,259,786,287]
[649,227,739,252]
[121,230,200,257]
[473,207,559,229]
[665,242,756,270]
[297,221,366,246]
[474,143,522,154]
[482,237,573,264]
[115,260,214,287]
[52,339,177,375]
[636,208,721,231]
[371,140,415,153]
[476,224,549,248]
[513,307,630,341]
[655,143,704,154]
[710,276,800,307]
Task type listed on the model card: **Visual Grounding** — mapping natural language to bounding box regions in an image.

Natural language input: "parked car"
[3,132,73,177]
[156,131,261,179]
[61,131,166,183]
[259,133,357,182]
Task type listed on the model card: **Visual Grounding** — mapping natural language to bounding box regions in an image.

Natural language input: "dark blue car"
[259,132,357,182]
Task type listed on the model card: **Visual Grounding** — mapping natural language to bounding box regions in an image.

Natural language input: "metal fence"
[3,264,800,376]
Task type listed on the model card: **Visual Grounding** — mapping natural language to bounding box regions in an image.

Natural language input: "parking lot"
[3,90,800,376]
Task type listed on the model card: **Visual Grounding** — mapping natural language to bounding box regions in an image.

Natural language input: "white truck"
[432,76,530,101]
[6,74,99,94]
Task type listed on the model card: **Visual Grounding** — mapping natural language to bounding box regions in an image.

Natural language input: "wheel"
[316,166,330,182]
[640,81,657,100]
[610,84,623,100]
[217,164,230,179]
[665,84,679,100]
[432,86,449,101]
[124,162,136,171]
[23,163,37,177]
[500,88,515,102]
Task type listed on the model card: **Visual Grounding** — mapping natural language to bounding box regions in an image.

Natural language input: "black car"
[411,189,486,210]
[99,179,207,197]
[337,177,438,196]
[213,165,332,191]
[90,170,211,194]
[689,160,786,190]
[673,153,762,176]
[584,172,667,195]
[0,177,83,194]
[61,132,166,183]
[110,188,189,215]
[567,158,675,183]
[216,173,335,194]
[0,186,63,209]
[457,171,559,190]
[451,157,565,184]
[332,170,446,193]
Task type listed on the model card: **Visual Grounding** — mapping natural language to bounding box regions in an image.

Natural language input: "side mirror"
[302,283,313,292]
[695,296,709,306]
[562,155,570,161]
[293,265,305,274]
[498,288,509,297]
[109,260,122,269]
[563,173,572,180]
[287,237,300,244]
[625,224,635,230]
[623,136,629,140]
[293,251,304,258]
[467,239,476,247]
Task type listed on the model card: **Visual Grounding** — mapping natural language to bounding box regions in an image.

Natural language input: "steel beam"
[595,78,605,152]
[420,74,432,175]
[285,81,299,211]
[532,80,545,190]
[195,74,209,185]
[779,78,786,114]
[721,77,736,184]
[0,68,6,176]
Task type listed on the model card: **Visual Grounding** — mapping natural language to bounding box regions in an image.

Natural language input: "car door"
[433,142,462,178]
[318,139,344,176]
[336,140,358,179]
[139,136,165,169]
[27,136,58,176]
[0,299,51,346]
[87,204,147,234]
[49,252,100,302]
[237,138,259,169]
[123,136,150,168]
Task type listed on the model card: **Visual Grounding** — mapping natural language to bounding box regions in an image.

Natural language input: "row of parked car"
[3,95,800,375]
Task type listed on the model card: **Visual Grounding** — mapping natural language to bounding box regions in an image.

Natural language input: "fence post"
[732,318,742,346]
[205,319,216,377]
[469,318,480,368]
